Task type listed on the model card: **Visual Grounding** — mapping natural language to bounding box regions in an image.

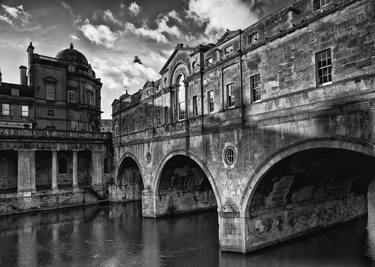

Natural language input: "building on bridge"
[100,119,113,133]
[112,0,375,253]
[0,43,112,215]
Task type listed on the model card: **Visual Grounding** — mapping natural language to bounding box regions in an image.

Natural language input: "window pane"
[316,48,332,85]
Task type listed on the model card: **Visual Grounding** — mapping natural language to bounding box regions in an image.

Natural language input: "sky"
[0,0,293,118]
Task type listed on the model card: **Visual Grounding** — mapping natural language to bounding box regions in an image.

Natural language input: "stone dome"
[56,43,88,66]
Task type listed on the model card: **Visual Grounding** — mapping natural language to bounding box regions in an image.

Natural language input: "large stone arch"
[116,152,145,185]
[152,149,223,208]
[240,136,375,215]
[110,152,145,202]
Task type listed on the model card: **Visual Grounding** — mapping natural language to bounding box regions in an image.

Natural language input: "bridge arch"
[153,150,223,210]
[116,153,144,201]
[236,137,375,252]
[240,137,375,215]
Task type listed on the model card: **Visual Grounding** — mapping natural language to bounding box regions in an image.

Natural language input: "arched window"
[177,74,186,120]
[59,158,67,174]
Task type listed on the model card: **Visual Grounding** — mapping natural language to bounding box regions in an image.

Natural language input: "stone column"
[51,150,58,191]
[72,150,78,189]
[218,211,248,253]
[17,149,36,196]
[91,151,103,186]
[142,188,157,218]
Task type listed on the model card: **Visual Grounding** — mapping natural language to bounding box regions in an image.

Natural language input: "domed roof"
[56,43,88,66]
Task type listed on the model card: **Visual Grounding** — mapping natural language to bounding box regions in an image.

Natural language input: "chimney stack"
[19,66,27,86]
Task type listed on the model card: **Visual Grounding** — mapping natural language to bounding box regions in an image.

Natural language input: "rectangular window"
[192,96,198,117]
[224,45,234,55]
[208,91,214,113]
[11,89,19,96]
[178,102,185,120]
[206,57,213,67]
[316,48,332,85]
[48,109,54,116]
[68,90,76,103]
[248,32,259,45]
[226,83,235,108]
[71,120,78,131]
[164,107,168,124]
[2,104,9,116]
[178,84,186,121]
[86,90,94,105]
[250,74,261,102]
[21,105,29,117]
[156,108,162,125]
[314,0,330,10]
[46,83,56,100]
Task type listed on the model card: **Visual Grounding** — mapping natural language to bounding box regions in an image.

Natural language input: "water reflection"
[0,202,373,267]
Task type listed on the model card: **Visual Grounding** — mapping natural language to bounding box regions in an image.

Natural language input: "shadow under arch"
[240,136,375,215]
[117,152,145,187]
[153,150,223,208]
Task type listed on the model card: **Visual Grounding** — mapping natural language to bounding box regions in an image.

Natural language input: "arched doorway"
[245,147,375,250]
[156,155,217,216]
[116,157,144,201]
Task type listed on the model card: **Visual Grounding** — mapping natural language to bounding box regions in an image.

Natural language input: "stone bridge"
[113,73,375,252]
[111,0,375,253]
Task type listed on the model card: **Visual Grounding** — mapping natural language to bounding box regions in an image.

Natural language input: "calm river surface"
[0,202,374,267]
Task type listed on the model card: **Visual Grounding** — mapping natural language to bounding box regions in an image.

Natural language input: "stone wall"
[0,188,101,216]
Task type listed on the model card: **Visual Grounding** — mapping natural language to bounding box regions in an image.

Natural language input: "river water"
[0,202,374,267]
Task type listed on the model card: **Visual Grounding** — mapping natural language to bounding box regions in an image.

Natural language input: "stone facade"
[112,0,375,253]
[0,43,102,131]
[0,44,112,215]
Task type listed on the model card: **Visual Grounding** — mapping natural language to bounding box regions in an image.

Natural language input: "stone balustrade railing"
[0,127,112,140]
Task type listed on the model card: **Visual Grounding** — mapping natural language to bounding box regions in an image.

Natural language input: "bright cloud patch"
[128,2,141,16]
[187,0,258,39]
[103,9,123,26]
[0,4,31,27]
[78,19,118,48]
[124,15,181,43]
[91,56,159,117]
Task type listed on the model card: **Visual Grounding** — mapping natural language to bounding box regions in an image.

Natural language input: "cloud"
[124,22,167,43]
[123,15,181,43]
[186,0,258,39]
[128,2,141,17]
[1,4,31,25]
[70,34,80,41]
[61,1,73,16]
[167,10,183,24]
[90,55,159,117]
[103,9,123,26]
[0,4,31,27]
[0,14,13,26]
[78,19,118,48]
[156,15,181,38]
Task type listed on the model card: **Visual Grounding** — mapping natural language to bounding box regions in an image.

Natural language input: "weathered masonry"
[0,128,112,215]
[112,0,375,253]
[0,44,112,215]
